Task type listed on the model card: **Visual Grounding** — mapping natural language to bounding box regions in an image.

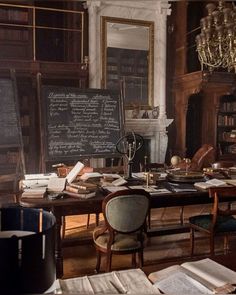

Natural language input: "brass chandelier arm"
[195,0,236,73]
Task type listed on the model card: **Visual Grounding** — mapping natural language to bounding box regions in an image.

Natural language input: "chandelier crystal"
[195,0,236,73]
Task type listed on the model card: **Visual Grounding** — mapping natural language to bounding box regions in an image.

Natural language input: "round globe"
[170,155,182,166]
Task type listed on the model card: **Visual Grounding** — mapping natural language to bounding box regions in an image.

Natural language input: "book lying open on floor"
[59,268,159,294]
[148,258,236,294]
[194,178,227,190]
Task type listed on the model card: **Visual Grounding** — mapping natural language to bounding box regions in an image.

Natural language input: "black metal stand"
[124,160,143,184]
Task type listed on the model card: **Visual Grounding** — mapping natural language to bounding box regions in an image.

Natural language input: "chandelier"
[195,0,236,73]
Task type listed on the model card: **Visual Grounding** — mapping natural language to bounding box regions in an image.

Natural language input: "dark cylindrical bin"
[0,207,56,294]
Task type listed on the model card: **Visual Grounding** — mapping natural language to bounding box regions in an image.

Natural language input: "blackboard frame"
[39,86,125,163]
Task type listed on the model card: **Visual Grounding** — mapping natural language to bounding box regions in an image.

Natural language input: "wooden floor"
[62,204,236,279]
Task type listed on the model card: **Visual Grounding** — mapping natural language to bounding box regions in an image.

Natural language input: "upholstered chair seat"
[189,186,236,256]
[189,214,236,232]
[93,228,146,251]
[93,189,150,272]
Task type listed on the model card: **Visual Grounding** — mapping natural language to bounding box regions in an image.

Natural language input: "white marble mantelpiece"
[125,118,173,163]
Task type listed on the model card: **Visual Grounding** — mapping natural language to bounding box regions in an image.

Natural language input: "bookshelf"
[106,47,148,105]
[0,2,89,174]
[0,5,31,59]
[217,95,236,159]
[16,77,38,173]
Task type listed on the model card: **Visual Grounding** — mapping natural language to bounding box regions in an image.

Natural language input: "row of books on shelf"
[218,114,236,126]
[218,130,236,141]
[20,114,30,127]
[224,144,236,154]
[107,65,118,71]
[221,101,236,112]
[0,151,19,164]
[0,28,29,41]
[0,8,28,23]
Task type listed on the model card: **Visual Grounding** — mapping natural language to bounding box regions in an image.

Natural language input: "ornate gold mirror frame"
[101,16,154,109]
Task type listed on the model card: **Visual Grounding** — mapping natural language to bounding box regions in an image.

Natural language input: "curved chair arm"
[93,225,108,240]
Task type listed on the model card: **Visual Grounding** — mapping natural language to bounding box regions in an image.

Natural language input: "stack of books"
[65,182,97,199]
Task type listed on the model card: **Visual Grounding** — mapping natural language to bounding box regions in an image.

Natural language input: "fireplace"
[125,118,173,163]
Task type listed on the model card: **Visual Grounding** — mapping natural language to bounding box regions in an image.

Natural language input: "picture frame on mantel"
[101,16,154,109]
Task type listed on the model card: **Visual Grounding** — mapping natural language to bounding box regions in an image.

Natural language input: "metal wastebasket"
[0,207,56,294]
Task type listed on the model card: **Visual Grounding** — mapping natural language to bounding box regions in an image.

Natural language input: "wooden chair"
[93,189,150,272]
[139,162,166,228]
[175,144,216,171]
[61,165,126,238]
[189,186,236,256]
[172,144,216,227]
[87,165,125,229]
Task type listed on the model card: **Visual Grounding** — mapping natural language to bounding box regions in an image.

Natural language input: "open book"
[194,178,227,190]
[65,161,84,184]
[148,258,236,294]
[59,269,158,294]
[79,172,103,182]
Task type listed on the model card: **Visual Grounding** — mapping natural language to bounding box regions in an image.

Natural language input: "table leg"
[52,208,63,278]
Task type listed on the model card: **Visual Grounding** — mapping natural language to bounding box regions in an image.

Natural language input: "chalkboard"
[0,79,22,147]
[40,86,124,161]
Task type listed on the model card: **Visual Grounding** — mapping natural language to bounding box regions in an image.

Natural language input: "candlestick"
[145,172,149,188]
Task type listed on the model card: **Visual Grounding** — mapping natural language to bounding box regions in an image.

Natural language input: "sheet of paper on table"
[102,186,128,193]
[129,185,171,194]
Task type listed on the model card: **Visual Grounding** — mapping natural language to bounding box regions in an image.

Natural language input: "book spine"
[65,185,78,193]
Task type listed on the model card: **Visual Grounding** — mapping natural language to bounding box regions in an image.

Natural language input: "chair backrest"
[102,189,150,233]
[209,186,236,225]
[191,144,216,170]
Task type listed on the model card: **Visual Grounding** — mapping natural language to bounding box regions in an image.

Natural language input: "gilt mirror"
[101,16,154,109]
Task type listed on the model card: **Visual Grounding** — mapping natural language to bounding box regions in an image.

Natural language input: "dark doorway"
[186,93,203,158]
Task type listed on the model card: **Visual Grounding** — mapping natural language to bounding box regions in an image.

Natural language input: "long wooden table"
[19,184,235,278]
